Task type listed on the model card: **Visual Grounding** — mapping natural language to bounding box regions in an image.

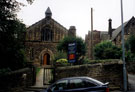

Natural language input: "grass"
[36,67,41,75]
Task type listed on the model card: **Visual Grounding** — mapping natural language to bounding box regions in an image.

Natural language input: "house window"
[132,23,135,26]
[30,48,34,60]
[34,31,36,40]
[41,27,53,41]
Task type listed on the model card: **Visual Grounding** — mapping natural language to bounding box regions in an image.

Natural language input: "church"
[25,7,76,66]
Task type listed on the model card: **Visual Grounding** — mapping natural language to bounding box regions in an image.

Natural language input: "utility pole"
[91,8,93,59]
[120,0,127,91]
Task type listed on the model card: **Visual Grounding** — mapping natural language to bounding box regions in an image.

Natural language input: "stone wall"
[0,67,36,92]
[127,62,135,74]
[55,60,124,91]
[25,42,57,65]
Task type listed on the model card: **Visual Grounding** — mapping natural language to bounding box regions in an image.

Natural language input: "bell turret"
[45,7,52,19]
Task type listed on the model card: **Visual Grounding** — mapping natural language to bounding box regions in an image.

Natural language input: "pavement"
[32,68,44,87]
[32,68,49,88]
[128,74,135,91]
[24,68,47,92]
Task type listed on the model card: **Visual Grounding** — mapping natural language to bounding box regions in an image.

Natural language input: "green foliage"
[0,19,27,70]
[57,36,86,64]
[53,52,69,66]
[125,35,135,62]
[36,67,41,75]
[56,59,69,66]
[81,57,90,64]
[125,35,135,53]
[53,52,67,62]
[0,0,28,71]
[94,41,122,59]
[0,68,11,76]
[125,51,135,62]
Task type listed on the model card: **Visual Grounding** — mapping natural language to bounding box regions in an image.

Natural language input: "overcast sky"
[17,0,135,39]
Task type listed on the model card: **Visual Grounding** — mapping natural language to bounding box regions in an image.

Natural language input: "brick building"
[25,7,76,66]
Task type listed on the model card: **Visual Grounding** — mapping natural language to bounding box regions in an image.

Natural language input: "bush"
[94,41,122,59]
[0,68,11,76]
[53,52,67,62]
[81,57,90,64]
[57,36,86,65]
[36,67,41,75]
[56,59,69,66]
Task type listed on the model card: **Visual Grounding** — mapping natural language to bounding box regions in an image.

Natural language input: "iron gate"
[43,66,55,85]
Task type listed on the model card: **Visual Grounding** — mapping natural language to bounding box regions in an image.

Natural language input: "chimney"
[108,19,112,39]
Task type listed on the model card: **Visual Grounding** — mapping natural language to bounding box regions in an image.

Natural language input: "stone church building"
[25,7,135,64]
[25,7,76,66]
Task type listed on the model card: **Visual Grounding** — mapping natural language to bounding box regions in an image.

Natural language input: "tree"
[125,35,135,53]
[94,41,122,59]
[0,0,31,71]
[125,35,135,61]
[0,19,27,70]
[57,36,86,64]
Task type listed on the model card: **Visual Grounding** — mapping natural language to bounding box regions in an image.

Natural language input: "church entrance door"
[43,53,50,65]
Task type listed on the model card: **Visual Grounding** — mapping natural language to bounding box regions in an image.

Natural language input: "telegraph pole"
[91,8,93,59]
[120,0,127,91]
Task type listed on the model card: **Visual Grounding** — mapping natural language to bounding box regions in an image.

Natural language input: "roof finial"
[45,7,52,18]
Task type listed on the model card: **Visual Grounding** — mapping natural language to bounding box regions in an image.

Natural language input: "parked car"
[41,76,109,92]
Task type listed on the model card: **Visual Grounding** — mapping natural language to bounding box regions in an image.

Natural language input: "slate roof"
[111,16,135,41]
[27,7,68,32]
[111,22,128,41]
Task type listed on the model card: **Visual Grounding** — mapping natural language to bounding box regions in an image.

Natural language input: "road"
[128,74,135,91]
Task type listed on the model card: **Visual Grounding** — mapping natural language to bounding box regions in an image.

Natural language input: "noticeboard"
[68,42,76,63]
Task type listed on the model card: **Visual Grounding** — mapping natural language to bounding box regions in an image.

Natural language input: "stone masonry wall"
[0,67,35,92]
[55,60,124,91]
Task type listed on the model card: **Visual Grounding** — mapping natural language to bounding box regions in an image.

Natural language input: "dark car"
[41,77,109,92]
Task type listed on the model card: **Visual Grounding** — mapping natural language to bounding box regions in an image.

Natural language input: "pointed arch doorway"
[43,53,50,65]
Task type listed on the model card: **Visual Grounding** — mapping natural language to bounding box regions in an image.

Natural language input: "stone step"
[24,86,46,92]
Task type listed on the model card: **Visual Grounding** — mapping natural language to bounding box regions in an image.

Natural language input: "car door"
[83,79,106,92]
[66,78,87,92]
[48,79,69,92]
[66,78,105,92]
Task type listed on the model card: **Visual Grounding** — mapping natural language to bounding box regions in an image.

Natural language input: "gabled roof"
[27,17,68,33]
[111,22,128,41]
[27,8,67,32]
[111,16,135,41]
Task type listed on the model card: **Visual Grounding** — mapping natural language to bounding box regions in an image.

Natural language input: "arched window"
[30,48,34,60]
[41,27,53,41]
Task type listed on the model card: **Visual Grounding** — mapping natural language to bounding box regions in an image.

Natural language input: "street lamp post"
[120,0,127,91]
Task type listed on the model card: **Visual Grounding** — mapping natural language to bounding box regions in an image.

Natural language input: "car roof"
[59,76,104,85]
